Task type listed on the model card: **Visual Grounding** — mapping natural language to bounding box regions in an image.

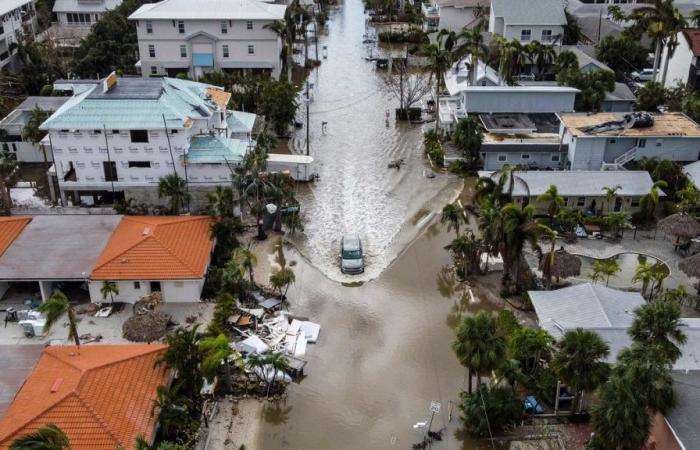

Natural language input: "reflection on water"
[576,252,671,289]
[284,0,461,284]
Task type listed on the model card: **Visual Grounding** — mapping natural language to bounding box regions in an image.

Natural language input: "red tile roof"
[0,217,31,257]
[90,216,214,280]
[0,344,169,450]
[683,29,700,57]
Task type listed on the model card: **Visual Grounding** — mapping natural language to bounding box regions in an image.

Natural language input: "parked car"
[523,395,544,414]
[340,234,364,274]
[631,68,654,82]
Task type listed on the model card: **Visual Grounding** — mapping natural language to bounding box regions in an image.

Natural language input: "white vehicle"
[631,68,655,82]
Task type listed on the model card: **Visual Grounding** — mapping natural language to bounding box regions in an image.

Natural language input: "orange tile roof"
[90,216,214,280]
[0,217,31,257]
[0,344,169,450]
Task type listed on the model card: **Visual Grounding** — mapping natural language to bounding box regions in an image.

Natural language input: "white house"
[488,0,566,44]
[684,160,700,190]
[659,28,700,90]
[51,0,122,44]
[559,112,700,171]
[89,216,214,303]
[40,73,256,206]
[434,0,489,33]
[0,96,68,163]
[128,0,286,79]
[0,0,38,70]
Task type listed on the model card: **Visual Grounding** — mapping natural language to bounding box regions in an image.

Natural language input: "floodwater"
[286,0,461,283]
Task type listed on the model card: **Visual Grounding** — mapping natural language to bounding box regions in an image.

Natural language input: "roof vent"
[143,227,150,236]
[120,258,129,264]
[50,378,63,393]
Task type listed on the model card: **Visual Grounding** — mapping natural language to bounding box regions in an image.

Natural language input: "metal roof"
[41,77,225,130]
[490,0,566,26]
[529,283,645,339]
[666,370,700,450]
[1,0,33,16]
[0,215,122,281]
[53,0,122,13]
[684,161,700,189]
[129,0,286,20]
[477,170,660,197]
[185,135,249,163]
[227,111,256,134]
[0,346,44,418]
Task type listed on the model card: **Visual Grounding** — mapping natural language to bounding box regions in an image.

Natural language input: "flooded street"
[287,0,461,283]
[251,1,501,448]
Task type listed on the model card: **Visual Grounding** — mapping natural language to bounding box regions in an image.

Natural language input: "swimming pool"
[574,252,671,290]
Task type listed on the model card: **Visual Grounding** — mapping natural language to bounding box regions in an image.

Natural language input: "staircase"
[601,147,637,171]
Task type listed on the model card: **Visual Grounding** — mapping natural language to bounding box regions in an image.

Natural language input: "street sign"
[430,401,441,414]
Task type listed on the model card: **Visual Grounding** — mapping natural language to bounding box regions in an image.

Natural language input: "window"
[222,44,229,58]
[521,153,530,160]
[130,130,149,143]
[112,129,119,134]
[631,199,640,208]
[92,129,102,134]
[637,138,646,148]
[177,20,185,33]
[150,66,157,75]
[609,138,616,144]
[128,161,151,168]
[497,154,507,162]
[551,154,560,162]
[133,281,141,289]
[66,13,92,24]
[248,45,254,54]
[180,44,187,57]
[246,20,253,30]
[541,29,552,41]
[656,139,662,147]
[480,80,487,86]
[174,281,185,288]
[148,44,155,58]
[103,161,117,182]
[221,20,228,33]
[146,20,152,33]
[576,197,586,207]
[520,29,531,41]
[562,197,569,205]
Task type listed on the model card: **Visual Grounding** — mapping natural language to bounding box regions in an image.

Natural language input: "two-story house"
[128,0,286,79]
[559,112,700,171]
[488,0,566,44]
[51,0,122,44]
[0,0,37,70]
[660,28,700,90]
[40,73,257,207]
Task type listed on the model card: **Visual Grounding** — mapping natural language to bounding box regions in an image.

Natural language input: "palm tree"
[99,281,118,304]
[22,106,50,167]
[552,329,610,412]
[264,20,294,82]
[629,300,687,365]
[206,185,234,218]
[454,19,488,85]
[534,43,555,80]
[444,231,483,278]
[266,352,291,398]
[440,202,465,235]
[496,37,525,84]
[495,358,524,393]
[232,245,258,285]
[200,333,241,394]
[269,267,295,298]
[659,7,687,85]
[246,353,269,391]
[649,261,669,299]
[590,258,620,287]
[616,343,677,414]
[420,30,454,132]
[0,151,17,213]
[157,174,190,214]
[501,203,541,290]
[692,9,700,27]
[10,424,70,450]
[38,291,80,347]
[157,325,204,407]
[540,226,557,289]
[602,184,622,214]
[151,385,193,440]
[537,184,564,225]
[632,260,654,298]
[452,311,506,394]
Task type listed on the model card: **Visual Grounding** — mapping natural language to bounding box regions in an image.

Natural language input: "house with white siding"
[51,0,121,44]
[488,0,566,44]
[659,28,700,90]
[559,112,700,171]
[0,0,38,70]
[128,0,286,79]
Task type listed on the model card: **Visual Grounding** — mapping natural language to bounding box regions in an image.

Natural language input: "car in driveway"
[340,234,364,274]
[631,68,655,82]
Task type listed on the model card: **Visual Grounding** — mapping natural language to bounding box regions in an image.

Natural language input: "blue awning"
[192,53,214,67]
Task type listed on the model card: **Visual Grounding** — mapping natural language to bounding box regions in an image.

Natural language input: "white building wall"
[134,18,282,78]
[88,279,203,303]
[0,0,37,70]
[504,24,563,44]
[88,279,149,303]
[461,90,576,113]
[660,33,693,89]
[161,279,203,302]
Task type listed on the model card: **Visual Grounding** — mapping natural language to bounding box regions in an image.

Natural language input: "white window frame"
[148,44,155,58]
[222,45,229,58]
[150,66,157,75]
[177,20,185,34]
[145,20,152,33]
[576,197,586,207]
[521,153,530,160]
[541,29,552,42]
[180,44,187,58]
[248,45,254,54]
[520,29,531,41]
[221,20,228,33]
[551,154,560,162]
[497,154,507,162]
[246,20,253,30]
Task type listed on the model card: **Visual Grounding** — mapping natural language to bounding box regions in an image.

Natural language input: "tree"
[151,385,194,441]
[0,152,18,213]
[507,327,554,380]
[444,231,483,278]
[537,184,564,225]
[590,258,620,286]
[22,106,50,166]
[266,352,291,397]
[99,281,119,304]
[602,185,622,214]
[452,311,506,394]
[632,259,654,298]
[554,50,578,74]
[495,358,524,392]
[616,343,677,413]
[557,67,615,112]
[38,291,80,347]
[595,34,649,74]
[258,80,300,136]
[232,245,257,285]
[420,30,455,131]
[452,117,483,170]
[552,329,610,412]
[206,186,235,218]
[157,325,204,409]
[501,203,541,290]
[200,333,241,394]
[384,60,431,118]
[454,19,489,85]
[264,19,295,82]
[495,37,525,84]
[269,267,295,298]
[563,10,582,45]
[629,300,686,365]
[9,424,70,450]
[158,174,190,214]
[639,180,667,224]
[589,373,652,450]
[440,202,465,235]
[209,292,236,336]
[635,81,666,111]
[459,385,522,437]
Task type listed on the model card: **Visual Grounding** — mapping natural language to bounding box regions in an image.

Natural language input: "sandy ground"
[204,398,263,450]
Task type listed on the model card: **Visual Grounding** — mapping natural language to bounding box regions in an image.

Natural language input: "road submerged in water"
[255,0,503,448]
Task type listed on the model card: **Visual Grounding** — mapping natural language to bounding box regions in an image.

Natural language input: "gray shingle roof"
[666,370,700,450]
[490,0,566,26]
[685,161,700,189]
[477,170,660,197]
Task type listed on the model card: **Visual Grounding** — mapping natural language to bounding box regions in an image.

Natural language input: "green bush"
[459,385,523,437]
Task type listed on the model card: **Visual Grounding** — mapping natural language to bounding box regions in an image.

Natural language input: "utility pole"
[305,80,310,156]
[102,125,115,201]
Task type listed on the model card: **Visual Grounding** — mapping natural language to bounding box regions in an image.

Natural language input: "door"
[150,281,161,292]
[614,197,623,212]
[103,161,117,182]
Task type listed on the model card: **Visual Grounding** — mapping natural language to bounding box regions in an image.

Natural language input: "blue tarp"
[192,53,214,67]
